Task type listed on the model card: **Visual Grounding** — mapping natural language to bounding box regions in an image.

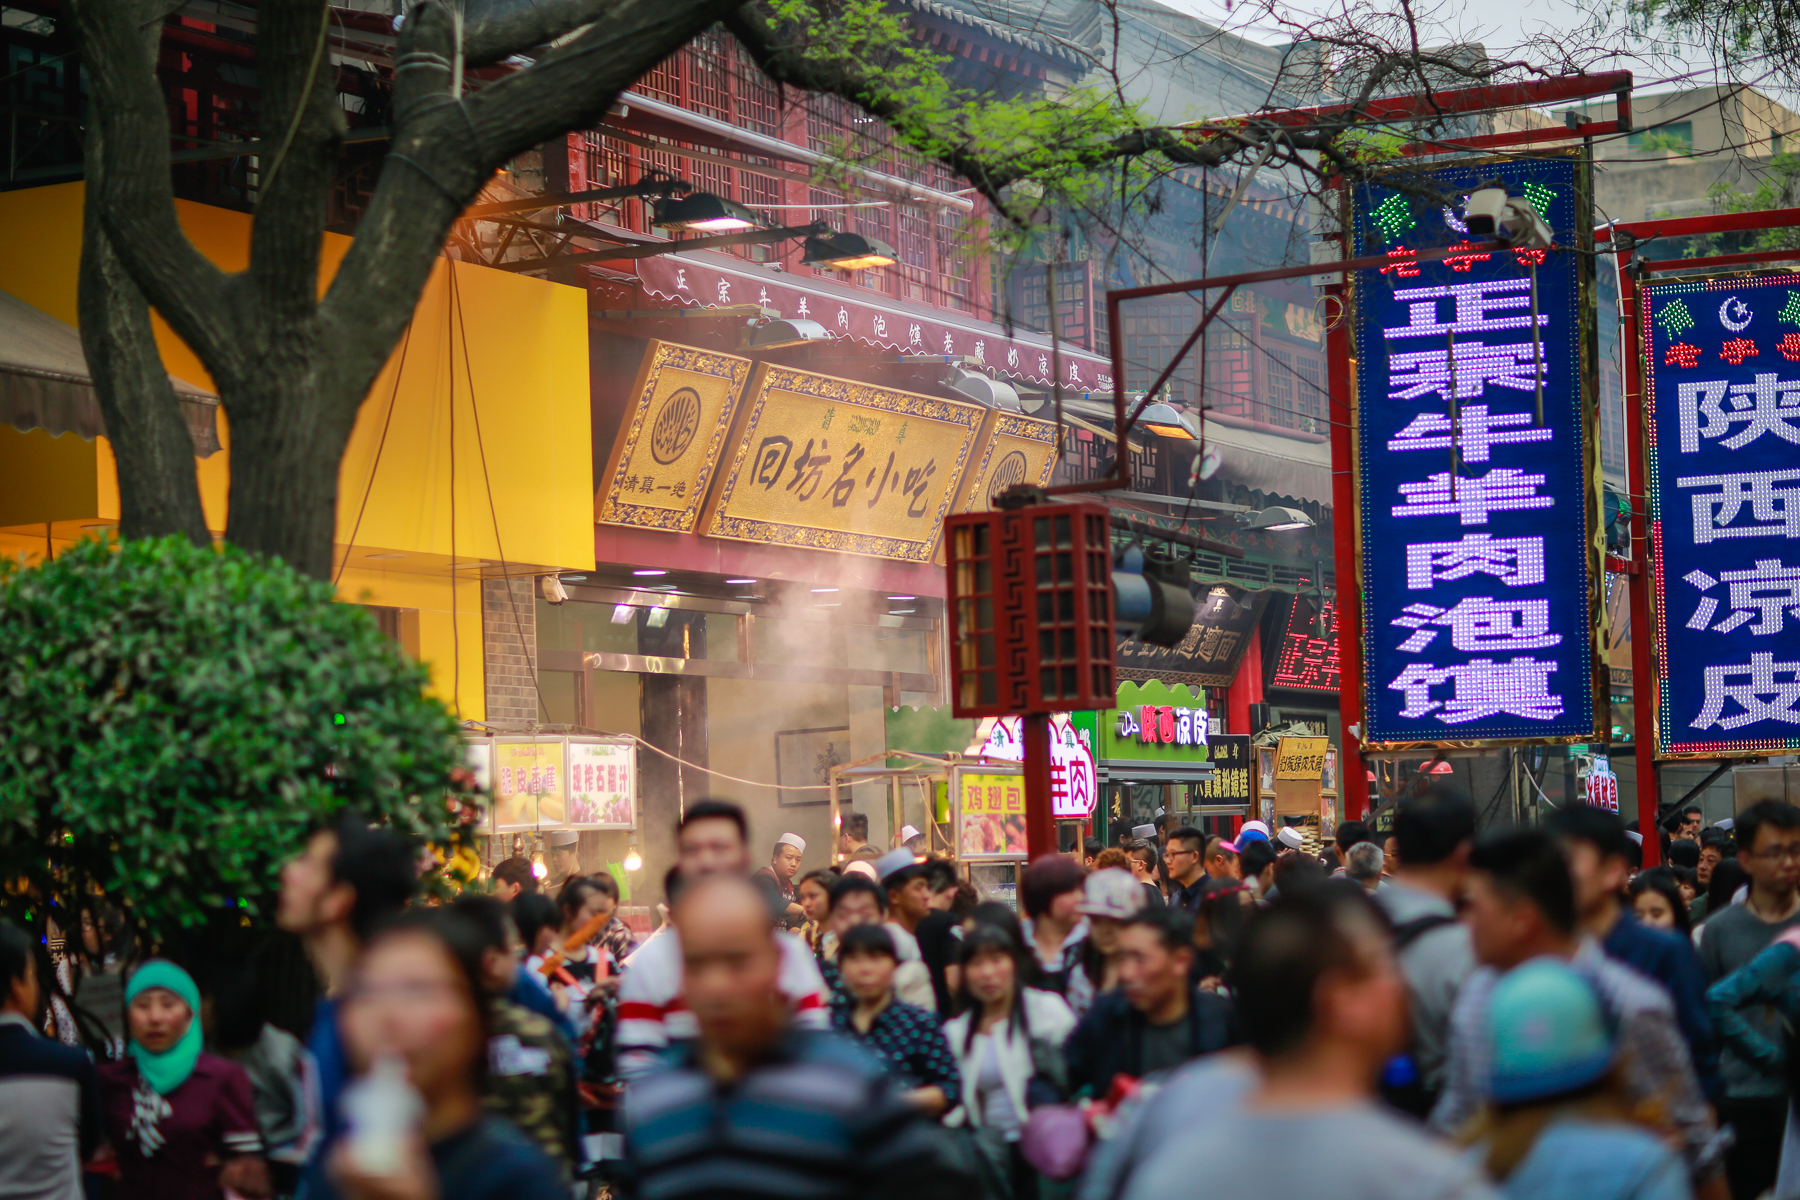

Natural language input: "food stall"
[471,732,640,887]
[1257,733,1331,851]
[826,751,958,863]
[827,750,1034,905]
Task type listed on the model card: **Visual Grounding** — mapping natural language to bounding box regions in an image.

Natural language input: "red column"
[1226,628,1265,835]
[1326,269,1372,820]
[1620,268,1662,867]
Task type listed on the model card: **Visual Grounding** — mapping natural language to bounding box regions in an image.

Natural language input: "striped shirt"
[616,929,828,1078]
[619,1027,963,1200]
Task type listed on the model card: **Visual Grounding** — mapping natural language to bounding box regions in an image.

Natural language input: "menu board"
[492,741,565,830]
[564,740,636,829]
[958,772,1027,860]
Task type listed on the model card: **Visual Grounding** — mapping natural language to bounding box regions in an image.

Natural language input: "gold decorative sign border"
[954,411,1061,513]
[595,340,752,533]
[701,364,984,561]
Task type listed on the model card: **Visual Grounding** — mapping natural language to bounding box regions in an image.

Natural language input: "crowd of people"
[7,790,1800,1200]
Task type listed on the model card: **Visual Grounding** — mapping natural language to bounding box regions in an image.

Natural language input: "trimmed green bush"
[0,536,469,932]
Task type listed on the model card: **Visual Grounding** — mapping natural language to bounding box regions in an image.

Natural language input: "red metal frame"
[1088,72,1637,819]
[1085,239,1520,498]
[1399,121,1625,158]
[1616,262,1660,862]
[1602,206,1800,859]
[1325,276,1369,817]
[1252,71,1633,131]
[1605,207,1800,242]
[1642,250,1800,272]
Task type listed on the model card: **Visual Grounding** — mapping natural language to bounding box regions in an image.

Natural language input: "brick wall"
[483,577,539,724]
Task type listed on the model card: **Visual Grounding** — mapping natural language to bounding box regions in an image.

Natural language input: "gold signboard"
[596,340,751,533]
[1274,736,1330,780]
[701,365,983,561]
[953,411,1060,513]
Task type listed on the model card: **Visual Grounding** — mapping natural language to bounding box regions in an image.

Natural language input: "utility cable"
[334,316,416,587]
[446,257,551,724]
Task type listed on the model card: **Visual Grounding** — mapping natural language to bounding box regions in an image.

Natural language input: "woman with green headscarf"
[98,960,272,1199]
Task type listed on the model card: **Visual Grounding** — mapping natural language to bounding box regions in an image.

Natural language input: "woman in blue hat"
[98,959,270,1198]
[1466,960,1690,1200]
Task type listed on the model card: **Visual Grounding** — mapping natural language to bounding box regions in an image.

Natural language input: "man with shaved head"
[619,875,964,1200]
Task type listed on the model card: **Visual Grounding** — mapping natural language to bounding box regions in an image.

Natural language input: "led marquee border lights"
[1349,155,1605,748]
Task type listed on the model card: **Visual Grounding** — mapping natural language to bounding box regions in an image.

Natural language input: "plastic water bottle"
[340,1054,423,1175]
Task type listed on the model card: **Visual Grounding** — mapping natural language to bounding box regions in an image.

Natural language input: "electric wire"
[333,316,416,588]
[445,255,552,724]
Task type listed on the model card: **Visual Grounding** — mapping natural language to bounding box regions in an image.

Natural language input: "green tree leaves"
[0,537,467,934]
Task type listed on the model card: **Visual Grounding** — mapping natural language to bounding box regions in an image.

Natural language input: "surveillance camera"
[540,575,568,605]
[1459,188,1552,251]
[1501,197,1553,251]
[1462,187,1509,236]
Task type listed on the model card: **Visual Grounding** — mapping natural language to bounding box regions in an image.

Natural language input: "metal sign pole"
[1619,262,1661,863]
[1022,712,1056,860]
[1324,247,1371,819]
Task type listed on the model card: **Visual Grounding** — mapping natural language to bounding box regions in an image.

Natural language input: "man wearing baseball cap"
[875,848,939,1012]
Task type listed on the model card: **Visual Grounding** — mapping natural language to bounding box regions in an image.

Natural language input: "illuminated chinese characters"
[1113,705,1208,747]
[1353,159,1597,743]
[1645,275,1800,753]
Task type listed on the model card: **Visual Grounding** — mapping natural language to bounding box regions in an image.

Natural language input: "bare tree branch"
[463,0,614,66]
[319,0,738,419]
[246,0,342,328]
[68,0,247,382]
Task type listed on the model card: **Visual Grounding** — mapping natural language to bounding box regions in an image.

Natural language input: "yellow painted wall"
[0,184,594,721]
[337,566,487,721]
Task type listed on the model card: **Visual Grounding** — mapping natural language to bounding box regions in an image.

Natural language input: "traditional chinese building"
[0,0,1352,877]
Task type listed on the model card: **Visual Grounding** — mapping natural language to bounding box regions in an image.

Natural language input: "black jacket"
[1062,986,1240,1097]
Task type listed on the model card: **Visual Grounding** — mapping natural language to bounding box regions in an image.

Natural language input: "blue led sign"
[1352,157,1600,744]
[1643,273,1800,755]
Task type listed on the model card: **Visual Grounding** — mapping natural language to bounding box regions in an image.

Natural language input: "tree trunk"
[78,169,212,548]
[220,341,359,580]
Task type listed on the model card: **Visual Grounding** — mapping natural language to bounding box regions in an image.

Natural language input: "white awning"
[0,288,221,456]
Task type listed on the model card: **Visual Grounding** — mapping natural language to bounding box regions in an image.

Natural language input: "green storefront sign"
[1069,680,1215,776]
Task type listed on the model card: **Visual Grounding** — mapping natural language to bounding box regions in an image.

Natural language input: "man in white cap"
[545,828,582,891]
[875,848,938,1012]
[756,834,808,929]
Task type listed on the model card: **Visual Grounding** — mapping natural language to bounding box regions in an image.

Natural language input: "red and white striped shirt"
[616,929,829,1077]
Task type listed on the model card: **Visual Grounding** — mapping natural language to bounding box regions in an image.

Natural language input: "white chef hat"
[776,832,807,853]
